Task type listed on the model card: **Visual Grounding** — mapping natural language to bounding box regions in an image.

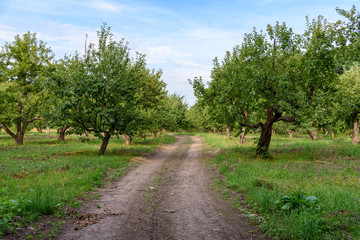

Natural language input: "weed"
[274,191,319,213]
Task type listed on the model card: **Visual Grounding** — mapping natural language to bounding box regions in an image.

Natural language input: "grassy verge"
[200,132,360,240]
[0,131,175,236]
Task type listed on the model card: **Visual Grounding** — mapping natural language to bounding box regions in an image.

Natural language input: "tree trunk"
[331,129,335,139]
[153,132,157,138]
[142,133,146,140]
[46,120,50,135]
[122,134,132,145]
[58,129,65,141]
[256,122,273,157]
[287,129,295,139]
[306,130,318,141]
[84,130,89,137]
[239,127,246,144]
[15,132,24,145]
[324,129,329,136]
[225,125,231,138]
[36,127,42,133]
[58,126,69,141]
[99,133,111,155]
[2,101,42,144]
[272,129,276,135]
[352,115,359,145]
[241,106,295,157]
[58,133,65,141]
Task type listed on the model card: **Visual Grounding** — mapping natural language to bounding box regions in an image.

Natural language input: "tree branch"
[239,109,263,129]
[1,123,16,140]
[276,114,296,122]
[26,116,44,125]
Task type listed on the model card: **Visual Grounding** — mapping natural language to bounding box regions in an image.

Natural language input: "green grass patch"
[199,132,360,240]
[0,131,175,235]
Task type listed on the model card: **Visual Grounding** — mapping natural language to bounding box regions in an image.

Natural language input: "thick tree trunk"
[99,134,111,155]
[122,134,132,145]
[306,130,318,141]
[239,127,246,144]
[256,122,273,157]
[58,129,65,141]
[58,133,65,141]
[15,132,24,145]
[352,116,359,145]
[57,126,69,141]
[241,106,295,157]
[287,129,295,139]
[36,127,42,133]
[225,125,231,138]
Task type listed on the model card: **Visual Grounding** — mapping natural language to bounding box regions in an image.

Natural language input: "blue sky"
[0,0,356,105]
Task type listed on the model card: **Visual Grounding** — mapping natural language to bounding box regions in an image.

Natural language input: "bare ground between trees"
[54,135,267,240]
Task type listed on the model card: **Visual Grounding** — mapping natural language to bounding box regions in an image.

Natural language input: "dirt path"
[56,136,266,240]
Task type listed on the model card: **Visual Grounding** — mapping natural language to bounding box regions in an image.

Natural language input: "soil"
[49,136,267,239]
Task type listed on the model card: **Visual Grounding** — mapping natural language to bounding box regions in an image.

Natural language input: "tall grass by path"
[0,131,175,236]
[199,132,360,240]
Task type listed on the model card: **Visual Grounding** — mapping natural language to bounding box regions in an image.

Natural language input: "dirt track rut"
[56,136,266,240]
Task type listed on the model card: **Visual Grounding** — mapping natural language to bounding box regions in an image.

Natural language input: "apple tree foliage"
[52,24,166,154]
[0,32,54,144]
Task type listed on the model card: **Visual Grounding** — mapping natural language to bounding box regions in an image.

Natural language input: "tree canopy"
[0,32,54,144]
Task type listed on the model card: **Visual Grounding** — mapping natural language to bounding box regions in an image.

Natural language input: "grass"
[199,132,360,240]
[0,130,175,236]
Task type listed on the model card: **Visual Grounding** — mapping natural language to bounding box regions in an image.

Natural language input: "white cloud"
[87,0,123,12]
[141,45,189,64]
[162,68,211,105]
[0,25,19,42]
[174,60,212,70]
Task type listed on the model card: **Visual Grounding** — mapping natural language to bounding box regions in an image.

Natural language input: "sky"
[0,0,356,105]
